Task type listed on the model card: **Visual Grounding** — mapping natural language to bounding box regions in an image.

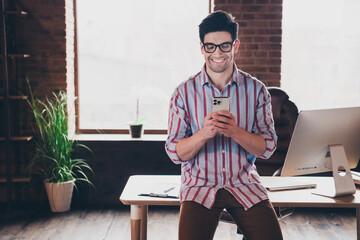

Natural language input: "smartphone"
[212,97,230,113]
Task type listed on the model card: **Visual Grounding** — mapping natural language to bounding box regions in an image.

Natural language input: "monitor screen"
[281,107,360,177]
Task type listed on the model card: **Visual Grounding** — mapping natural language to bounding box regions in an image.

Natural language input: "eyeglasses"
[202,41,234,53]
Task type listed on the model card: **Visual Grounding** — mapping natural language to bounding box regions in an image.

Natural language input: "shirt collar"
[230,63,240,86]
[201,64,210,86]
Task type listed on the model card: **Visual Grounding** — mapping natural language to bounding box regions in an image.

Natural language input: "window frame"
[73,0,212,135]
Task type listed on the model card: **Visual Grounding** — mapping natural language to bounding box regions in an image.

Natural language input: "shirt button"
[222,149,225,153]
[222,168,226,172]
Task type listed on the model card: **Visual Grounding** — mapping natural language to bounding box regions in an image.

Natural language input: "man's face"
[201,31,239,74]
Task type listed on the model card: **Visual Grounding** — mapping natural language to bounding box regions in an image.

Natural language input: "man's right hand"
[176,112,219,161]
[199,112,218,140]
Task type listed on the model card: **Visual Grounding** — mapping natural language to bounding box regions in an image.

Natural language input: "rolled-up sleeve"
[252,86,277,159]
[165,88,189,164]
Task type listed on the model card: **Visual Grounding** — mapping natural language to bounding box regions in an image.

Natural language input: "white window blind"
[76,0,209,130]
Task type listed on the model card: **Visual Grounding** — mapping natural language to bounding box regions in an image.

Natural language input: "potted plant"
[27,83,93,212]
[129,98,146,138]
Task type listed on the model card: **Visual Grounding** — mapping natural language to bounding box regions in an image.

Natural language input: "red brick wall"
[16,0,67,98]
[214,0,283,86]
[0,0,67,202]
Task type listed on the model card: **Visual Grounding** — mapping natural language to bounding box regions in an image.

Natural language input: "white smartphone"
[212,97,230,113]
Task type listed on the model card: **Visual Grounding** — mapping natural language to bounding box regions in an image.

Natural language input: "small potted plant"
[27,82,93,212]
[130,98,146,138]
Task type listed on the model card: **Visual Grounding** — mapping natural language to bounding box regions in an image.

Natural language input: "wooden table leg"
[141,205,148,240]
[357,208,360,240]
[131,205,148,240]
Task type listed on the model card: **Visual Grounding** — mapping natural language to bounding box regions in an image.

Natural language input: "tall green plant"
[27,82,93,184]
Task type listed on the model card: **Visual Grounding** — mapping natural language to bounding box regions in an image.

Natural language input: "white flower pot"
[44,179,75,212]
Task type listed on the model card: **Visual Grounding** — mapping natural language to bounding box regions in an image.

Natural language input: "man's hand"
[212,110,266,156]
[199,112,219,140]
[176,112,219,161]
[212,111,238,138]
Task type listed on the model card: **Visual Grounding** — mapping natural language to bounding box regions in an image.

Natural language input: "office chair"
[219,87,299,237]
[255,87,299,176]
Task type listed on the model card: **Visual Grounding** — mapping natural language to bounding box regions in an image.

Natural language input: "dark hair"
[199,11,239,43]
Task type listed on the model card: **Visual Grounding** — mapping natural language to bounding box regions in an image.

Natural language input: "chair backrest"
[255,87,299,176]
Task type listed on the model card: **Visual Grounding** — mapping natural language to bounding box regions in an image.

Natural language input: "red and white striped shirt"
[165,64,277,210]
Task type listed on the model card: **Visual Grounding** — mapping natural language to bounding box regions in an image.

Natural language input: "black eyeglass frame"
[201,41,235,53]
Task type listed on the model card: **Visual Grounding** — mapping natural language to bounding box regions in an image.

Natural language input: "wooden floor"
[0,206,356,240]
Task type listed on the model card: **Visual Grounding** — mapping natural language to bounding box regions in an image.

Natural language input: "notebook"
[261,177,317,191]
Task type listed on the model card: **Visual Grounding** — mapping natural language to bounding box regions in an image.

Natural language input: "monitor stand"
[312,144,356,198]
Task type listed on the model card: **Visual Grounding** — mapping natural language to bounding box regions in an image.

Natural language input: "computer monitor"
[280,106,360,197]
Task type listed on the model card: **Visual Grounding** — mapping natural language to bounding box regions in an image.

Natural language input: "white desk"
[120,175,360,240]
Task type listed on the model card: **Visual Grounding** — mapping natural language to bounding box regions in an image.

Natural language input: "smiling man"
[165,11,283,240]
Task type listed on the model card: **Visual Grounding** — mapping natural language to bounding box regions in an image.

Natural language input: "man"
[165,10,283,240]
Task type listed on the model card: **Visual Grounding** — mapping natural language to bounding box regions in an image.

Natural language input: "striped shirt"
[165,64,277,210]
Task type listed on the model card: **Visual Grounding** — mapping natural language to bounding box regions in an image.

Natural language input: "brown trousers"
[178,189,283,240]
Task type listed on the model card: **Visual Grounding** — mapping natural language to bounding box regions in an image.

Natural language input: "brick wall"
[17,0,67,98]
[215,0,283,86]
[0,0,67,203]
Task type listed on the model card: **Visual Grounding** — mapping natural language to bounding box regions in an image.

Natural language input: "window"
[75,0,209,133]
[282,0,360,111]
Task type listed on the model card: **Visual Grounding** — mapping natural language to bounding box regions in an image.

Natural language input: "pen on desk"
[164,186,175,193]
[138,193,179,199]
